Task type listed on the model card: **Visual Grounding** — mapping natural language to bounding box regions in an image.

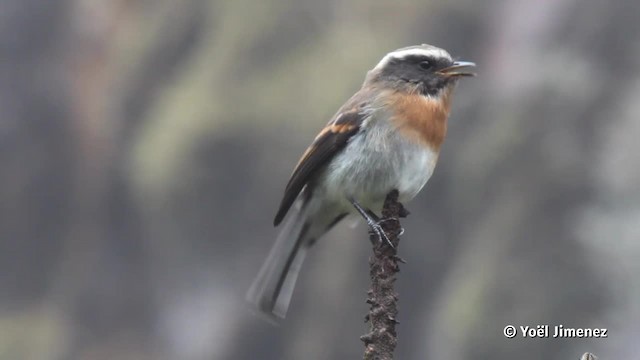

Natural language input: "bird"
[247,44,475,320]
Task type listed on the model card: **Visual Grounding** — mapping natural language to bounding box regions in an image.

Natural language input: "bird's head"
[365,44,475,98]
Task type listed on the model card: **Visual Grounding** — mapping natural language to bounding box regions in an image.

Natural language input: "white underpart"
[309,109,439,219]
[373,46,453,72]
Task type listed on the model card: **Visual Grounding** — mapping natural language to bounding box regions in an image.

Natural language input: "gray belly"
[315,117,439,212]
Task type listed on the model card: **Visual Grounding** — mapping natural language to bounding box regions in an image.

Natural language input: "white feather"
[310,109,439,215]
[373,45,453,72]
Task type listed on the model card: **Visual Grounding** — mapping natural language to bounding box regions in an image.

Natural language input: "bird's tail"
[247,204,311,320]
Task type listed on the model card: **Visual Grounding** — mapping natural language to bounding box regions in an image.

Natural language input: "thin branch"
[361,189,409,360]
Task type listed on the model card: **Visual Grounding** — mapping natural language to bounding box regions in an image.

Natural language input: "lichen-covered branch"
[361,189,409,360]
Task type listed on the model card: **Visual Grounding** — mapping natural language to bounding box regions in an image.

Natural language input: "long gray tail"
[247,204,311,320]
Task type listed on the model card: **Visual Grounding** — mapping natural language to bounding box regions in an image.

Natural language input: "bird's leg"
[373,217,405,238]
[348,197,394,249]
[365,207,405,237]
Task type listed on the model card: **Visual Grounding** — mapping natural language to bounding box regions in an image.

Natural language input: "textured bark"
[362,190,409,360]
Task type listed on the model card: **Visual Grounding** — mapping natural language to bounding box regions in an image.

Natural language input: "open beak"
[437,61,476,77]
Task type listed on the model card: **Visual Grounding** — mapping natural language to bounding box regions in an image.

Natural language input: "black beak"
[437,61,476,77]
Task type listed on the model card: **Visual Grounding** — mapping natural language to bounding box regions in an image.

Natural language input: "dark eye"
[419,60,432,70]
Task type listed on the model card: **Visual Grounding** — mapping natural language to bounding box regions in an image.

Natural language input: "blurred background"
[2,0,639,359]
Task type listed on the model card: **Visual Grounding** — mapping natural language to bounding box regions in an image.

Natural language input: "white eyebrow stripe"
[373,47,452,71]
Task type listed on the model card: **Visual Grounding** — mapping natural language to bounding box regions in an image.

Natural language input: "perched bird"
[248,44,475,319]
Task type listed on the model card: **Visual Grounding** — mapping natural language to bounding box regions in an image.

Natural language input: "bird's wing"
[273,105,367,226]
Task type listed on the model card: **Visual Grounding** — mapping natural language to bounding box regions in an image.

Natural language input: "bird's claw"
[349,197,397,249]
[367,220,395,249]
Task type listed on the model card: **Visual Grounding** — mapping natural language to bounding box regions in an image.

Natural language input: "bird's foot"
[366,219,395,249]
[349,197,399,249]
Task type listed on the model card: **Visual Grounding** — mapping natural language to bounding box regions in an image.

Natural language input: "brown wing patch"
[293,114,360,171]
[388,87,453,151]
[273,110,364,226]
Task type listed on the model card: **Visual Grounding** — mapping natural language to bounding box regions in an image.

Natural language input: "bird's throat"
[388,87,452,151]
